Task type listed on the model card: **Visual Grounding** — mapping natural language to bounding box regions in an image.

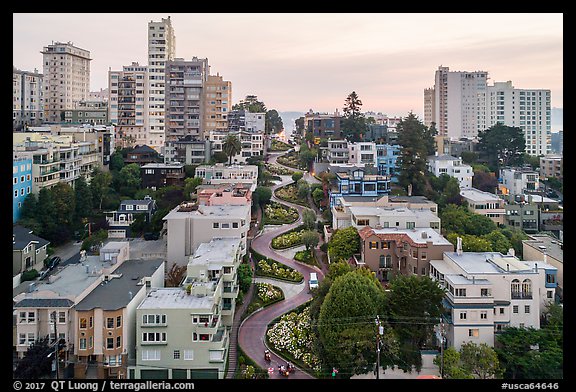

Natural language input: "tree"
[433,347,474,379]
[222,134,242,165]
[312,187,325,208]
[318,268,388,378]
[237,262,253,293]
[464,213,497,236]
[459,342,502,379]
[165,262,187,287]
[472,170,499,193]
[482,231,513,254]
[291,171,303,183]
[341,91,367,142]
[13,336,53,379]
[253,186,272,207]
[297,179,309,200]
[302,230,319,251]
[36,187,57,241]
[461,151,479,165]
[386,275,445,357]
[184,164,197,178]
[212,151,228,163]
[118,163,141,189]
[477,123,525,172]
[302,208,316,230]
[423,122,438,156]
[265,109,284,134]
[184,177,202,200]
[109,151,125,172]
[396,112,431,196]
[447,233,492,252]
[74,176,93,225]
[328,226,360,263]
[233,95,267,112]
[90,167,112,210]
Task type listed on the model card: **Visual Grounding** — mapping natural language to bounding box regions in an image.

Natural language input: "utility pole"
[375,315,383,379]
[52,311,59,380]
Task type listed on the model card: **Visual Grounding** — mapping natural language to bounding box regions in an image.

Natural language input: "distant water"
[279,111,305,139]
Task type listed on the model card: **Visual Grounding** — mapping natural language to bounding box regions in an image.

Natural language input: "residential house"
[356,226,454,283]
[140,162,185,189]
[329,168,390,207]
[429,243,557,350]
[13,225,50,281]
[522,235,563,301]
[164,202,251,267]
[129,237,242,379]
[124,145,162,165]
[427,154,474,189]
[194,163,258,191]
[460,188,506,225]
[164,136,211,165]
[72,258,165,379]
[196,183,252,206]
[499,167,540,197]
[13,157,33,223]
[106,196,157,239]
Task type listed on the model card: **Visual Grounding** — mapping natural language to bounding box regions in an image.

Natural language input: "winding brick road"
[237,152,325,379]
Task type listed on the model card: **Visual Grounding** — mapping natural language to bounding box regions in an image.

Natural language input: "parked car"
[47,256,61,270]
[144,232,160,241]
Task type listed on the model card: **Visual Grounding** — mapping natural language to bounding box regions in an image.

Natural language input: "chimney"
[506,264,509,272]
[543,252,547,264]
[456,236,463,255]
[507,248,515,257]
[408,184,412,197]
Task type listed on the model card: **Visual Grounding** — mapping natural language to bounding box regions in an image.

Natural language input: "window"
[183,350,194,360]
[547,290,554,299]
[79,338,87,350]
[513,305,519,314]
[106,338,114,349]
[142,332,167,343]
[524,305,530,314]
[80,318,87,329]
[213,222,219,228]
[380,241,389,249]
[174,350,181,360]
[107,318,114,329]
[546,274,556,284]
[116,336,122,348]
[89,317,93,328]
[500,308,505,314]
[481,288,490,297]
[116,316,122,328]
[357,219,369,226]
[89,336,93,349]
[455,288,466,297]
[468,329,479,338]
[142,314,167,325]
[58,312,66,323]
[221,223,230,229]
[19,333,26,345]
[460,312,467,320]
[232,222,239,228]
[142,349,161,361]
[369,241,378,249]
[481,311,487,320]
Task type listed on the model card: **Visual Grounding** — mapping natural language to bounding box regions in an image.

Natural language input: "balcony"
[511,292,533,300]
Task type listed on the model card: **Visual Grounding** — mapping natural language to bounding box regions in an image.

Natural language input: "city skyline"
[13,13,563,119]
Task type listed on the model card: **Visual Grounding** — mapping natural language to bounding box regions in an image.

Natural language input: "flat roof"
[444,252,534,274]
[460,188,500,202]
[523,235,563,262]
[163,203,250,220]
[350,206,437,219]
[189,237,241,266]
[137,287,214,310]
[371,227,452,245]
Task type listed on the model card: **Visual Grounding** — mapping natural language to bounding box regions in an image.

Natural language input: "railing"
[511,292,532,300]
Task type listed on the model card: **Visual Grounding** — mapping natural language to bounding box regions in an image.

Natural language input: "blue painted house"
[329,168,390,207]
[13,157,33,223]
[376,144,400,183]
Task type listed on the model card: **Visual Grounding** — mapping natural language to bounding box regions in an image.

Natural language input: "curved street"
[237,151,326,379]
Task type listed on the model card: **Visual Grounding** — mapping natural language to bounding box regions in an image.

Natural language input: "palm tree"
[222,134,242,165]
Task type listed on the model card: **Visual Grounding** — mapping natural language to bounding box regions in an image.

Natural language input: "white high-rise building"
[487,81,551,156]
[433,66,488,139]
[13,67,44,129]
[147,16,176,152]
[41,41,91,123]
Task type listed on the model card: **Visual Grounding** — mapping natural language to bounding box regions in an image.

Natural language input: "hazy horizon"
[13,13,562,119]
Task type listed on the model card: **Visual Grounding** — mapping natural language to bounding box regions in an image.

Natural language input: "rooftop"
[74,258,164,311]
[164,203,250,220]
[442,251,551,275]
[523,234,563,262]
[189,237,241,267]
[460,188,501,202]
[363,227,452,246]
[13,225,50,251]
[137,287,214,310]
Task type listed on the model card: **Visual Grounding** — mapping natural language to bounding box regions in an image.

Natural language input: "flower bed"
[271,229,305,249]
[246,282,285,315]
[263,202,299,225]
[265,163,295,176]
[266,306,321,372]
[275,184,308,206]
[294,249,317,266]
[256,259,303,282]
[269,139,293,151]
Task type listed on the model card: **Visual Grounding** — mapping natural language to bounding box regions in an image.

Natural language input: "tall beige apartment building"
[165,57,209,142]
[203,74,232,138]
[108,62,149,148]
[423,87,435,128]
[147,16,176,151]
[41,42,91,123]
[13,67,44,129]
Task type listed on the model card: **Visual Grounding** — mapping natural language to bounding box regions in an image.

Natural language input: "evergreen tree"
[74,176,93,226]
[341,91,367,142]
[396,112,431,195]
[477,123,525,172]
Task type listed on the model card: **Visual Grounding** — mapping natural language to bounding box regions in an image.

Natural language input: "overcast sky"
[13,13,563,118]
